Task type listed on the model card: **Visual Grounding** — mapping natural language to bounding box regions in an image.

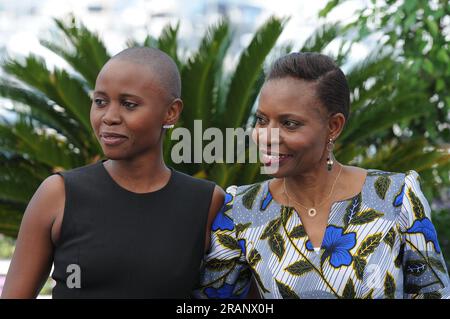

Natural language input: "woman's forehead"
[259,78,324,115]
[95,60,168,98]
[262,77,317,96]
[97,59,154,82]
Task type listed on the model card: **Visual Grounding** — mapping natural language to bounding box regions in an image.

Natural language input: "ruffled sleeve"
[398,170,450,299]
[192,186,251,299]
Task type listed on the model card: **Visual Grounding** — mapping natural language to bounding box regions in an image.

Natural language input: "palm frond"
[0,118,85,169]
[300,23,341,53]
[0,80,90,151]
[41,15,110,87]
[0,201,24,237]
[181,19,230,129]
[340,92,429,143]
[3,56,95,138]
[157,22,181,68]
[222,16,287,129]
[359,138,447,172]
[0,157,41,204]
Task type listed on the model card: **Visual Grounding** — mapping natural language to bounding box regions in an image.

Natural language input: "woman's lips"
[100,133,128,146]
[260,153,293,166]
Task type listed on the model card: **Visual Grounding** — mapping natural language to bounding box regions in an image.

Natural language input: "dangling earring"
[326,137,334,171]
[163,124,174,129]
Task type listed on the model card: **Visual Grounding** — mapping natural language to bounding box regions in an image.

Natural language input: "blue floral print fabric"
[194,170,450,299]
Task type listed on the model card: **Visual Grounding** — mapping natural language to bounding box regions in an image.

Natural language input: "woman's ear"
[328,112,346,140]
[164,98,183,126]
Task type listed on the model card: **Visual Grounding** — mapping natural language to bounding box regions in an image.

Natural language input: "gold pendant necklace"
[283,165,343,218]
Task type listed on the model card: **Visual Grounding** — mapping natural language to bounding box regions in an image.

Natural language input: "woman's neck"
[104,150,171,193]
[283,162,343,208]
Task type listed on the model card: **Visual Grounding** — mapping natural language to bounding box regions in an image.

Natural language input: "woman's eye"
[255,115,268,126]
[122,101,138,109]
[94,98,107,107]
[284,120,300,129]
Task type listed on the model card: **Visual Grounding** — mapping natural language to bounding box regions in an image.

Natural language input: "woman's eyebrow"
[93,90,107,96]
[255,111,308,121]
[120,93,143,100]
[277,113,308,121]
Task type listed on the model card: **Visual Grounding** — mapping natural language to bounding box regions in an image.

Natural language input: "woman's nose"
[102,102,122,125]
[254,126,281,148]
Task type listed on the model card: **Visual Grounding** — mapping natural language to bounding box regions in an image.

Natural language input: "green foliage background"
[0,2,448,265]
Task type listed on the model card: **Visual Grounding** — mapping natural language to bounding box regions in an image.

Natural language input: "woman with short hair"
[195,52,450,299]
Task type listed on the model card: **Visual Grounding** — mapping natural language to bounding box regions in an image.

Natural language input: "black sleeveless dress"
[51,160,215,298]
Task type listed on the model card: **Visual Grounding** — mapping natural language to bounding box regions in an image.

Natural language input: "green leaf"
[3,56,93,134]
[353,256,367,281]
[425,17,439,37]
[181,19,230,129]
[351,210,384,225]
[217,233,240,250]
[436,78,445,92]
[340,88,430,145]
[157,23,180,67]
[280,206,293,225]
[383,227,396,249]
[374,175,391,200]
[275,280,300,299]
[318,0,341,18]
[344,193,362,227]
[253,271,270,293]
[0,81,90,151]
[428,257,446,273]
[290,225,307,238]
[248,248,262,268]
[402,0,417,14]
[357,233,383,258]
[0,201,25,237]
[1,120,85,169]
[301,23,340,52]
[260,217,281,240]
[205,258,235,271]
[223,16,287,129]
[403,14,417,30]
[437,48,450,64]
[423,58,434,74]
[423,291,442,299]
[235,222,251,235]
[363,289,374,299]
[284,260,313,276]
[41,16,110,87]
[269,233,285,261]
[384,273,396,298]
[242,184,261,210]
[342,278,356,299]
[407,188,426,220]
[367,171,397,177]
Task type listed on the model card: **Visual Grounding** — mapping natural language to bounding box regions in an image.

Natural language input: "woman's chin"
[260,163,290,178]
[102,150,130,161]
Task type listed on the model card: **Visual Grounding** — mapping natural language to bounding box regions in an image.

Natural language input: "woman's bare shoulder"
[32,174,65,208]
[25,174,66,237]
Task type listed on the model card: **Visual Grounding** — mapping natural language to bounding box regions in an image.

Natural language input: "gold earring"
[326,138,334,171]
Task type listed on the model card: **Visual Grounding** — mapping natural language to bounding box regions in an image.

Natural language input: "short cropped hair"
[267,52,350,121]
[111,47,181,99]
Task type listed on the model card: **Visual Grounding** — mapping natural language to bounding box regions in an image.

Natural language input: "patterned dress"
[194,170,450,299]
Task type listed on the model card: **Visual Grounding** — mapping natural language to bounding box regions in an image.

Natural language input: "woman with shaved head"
[1,47,224,298]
